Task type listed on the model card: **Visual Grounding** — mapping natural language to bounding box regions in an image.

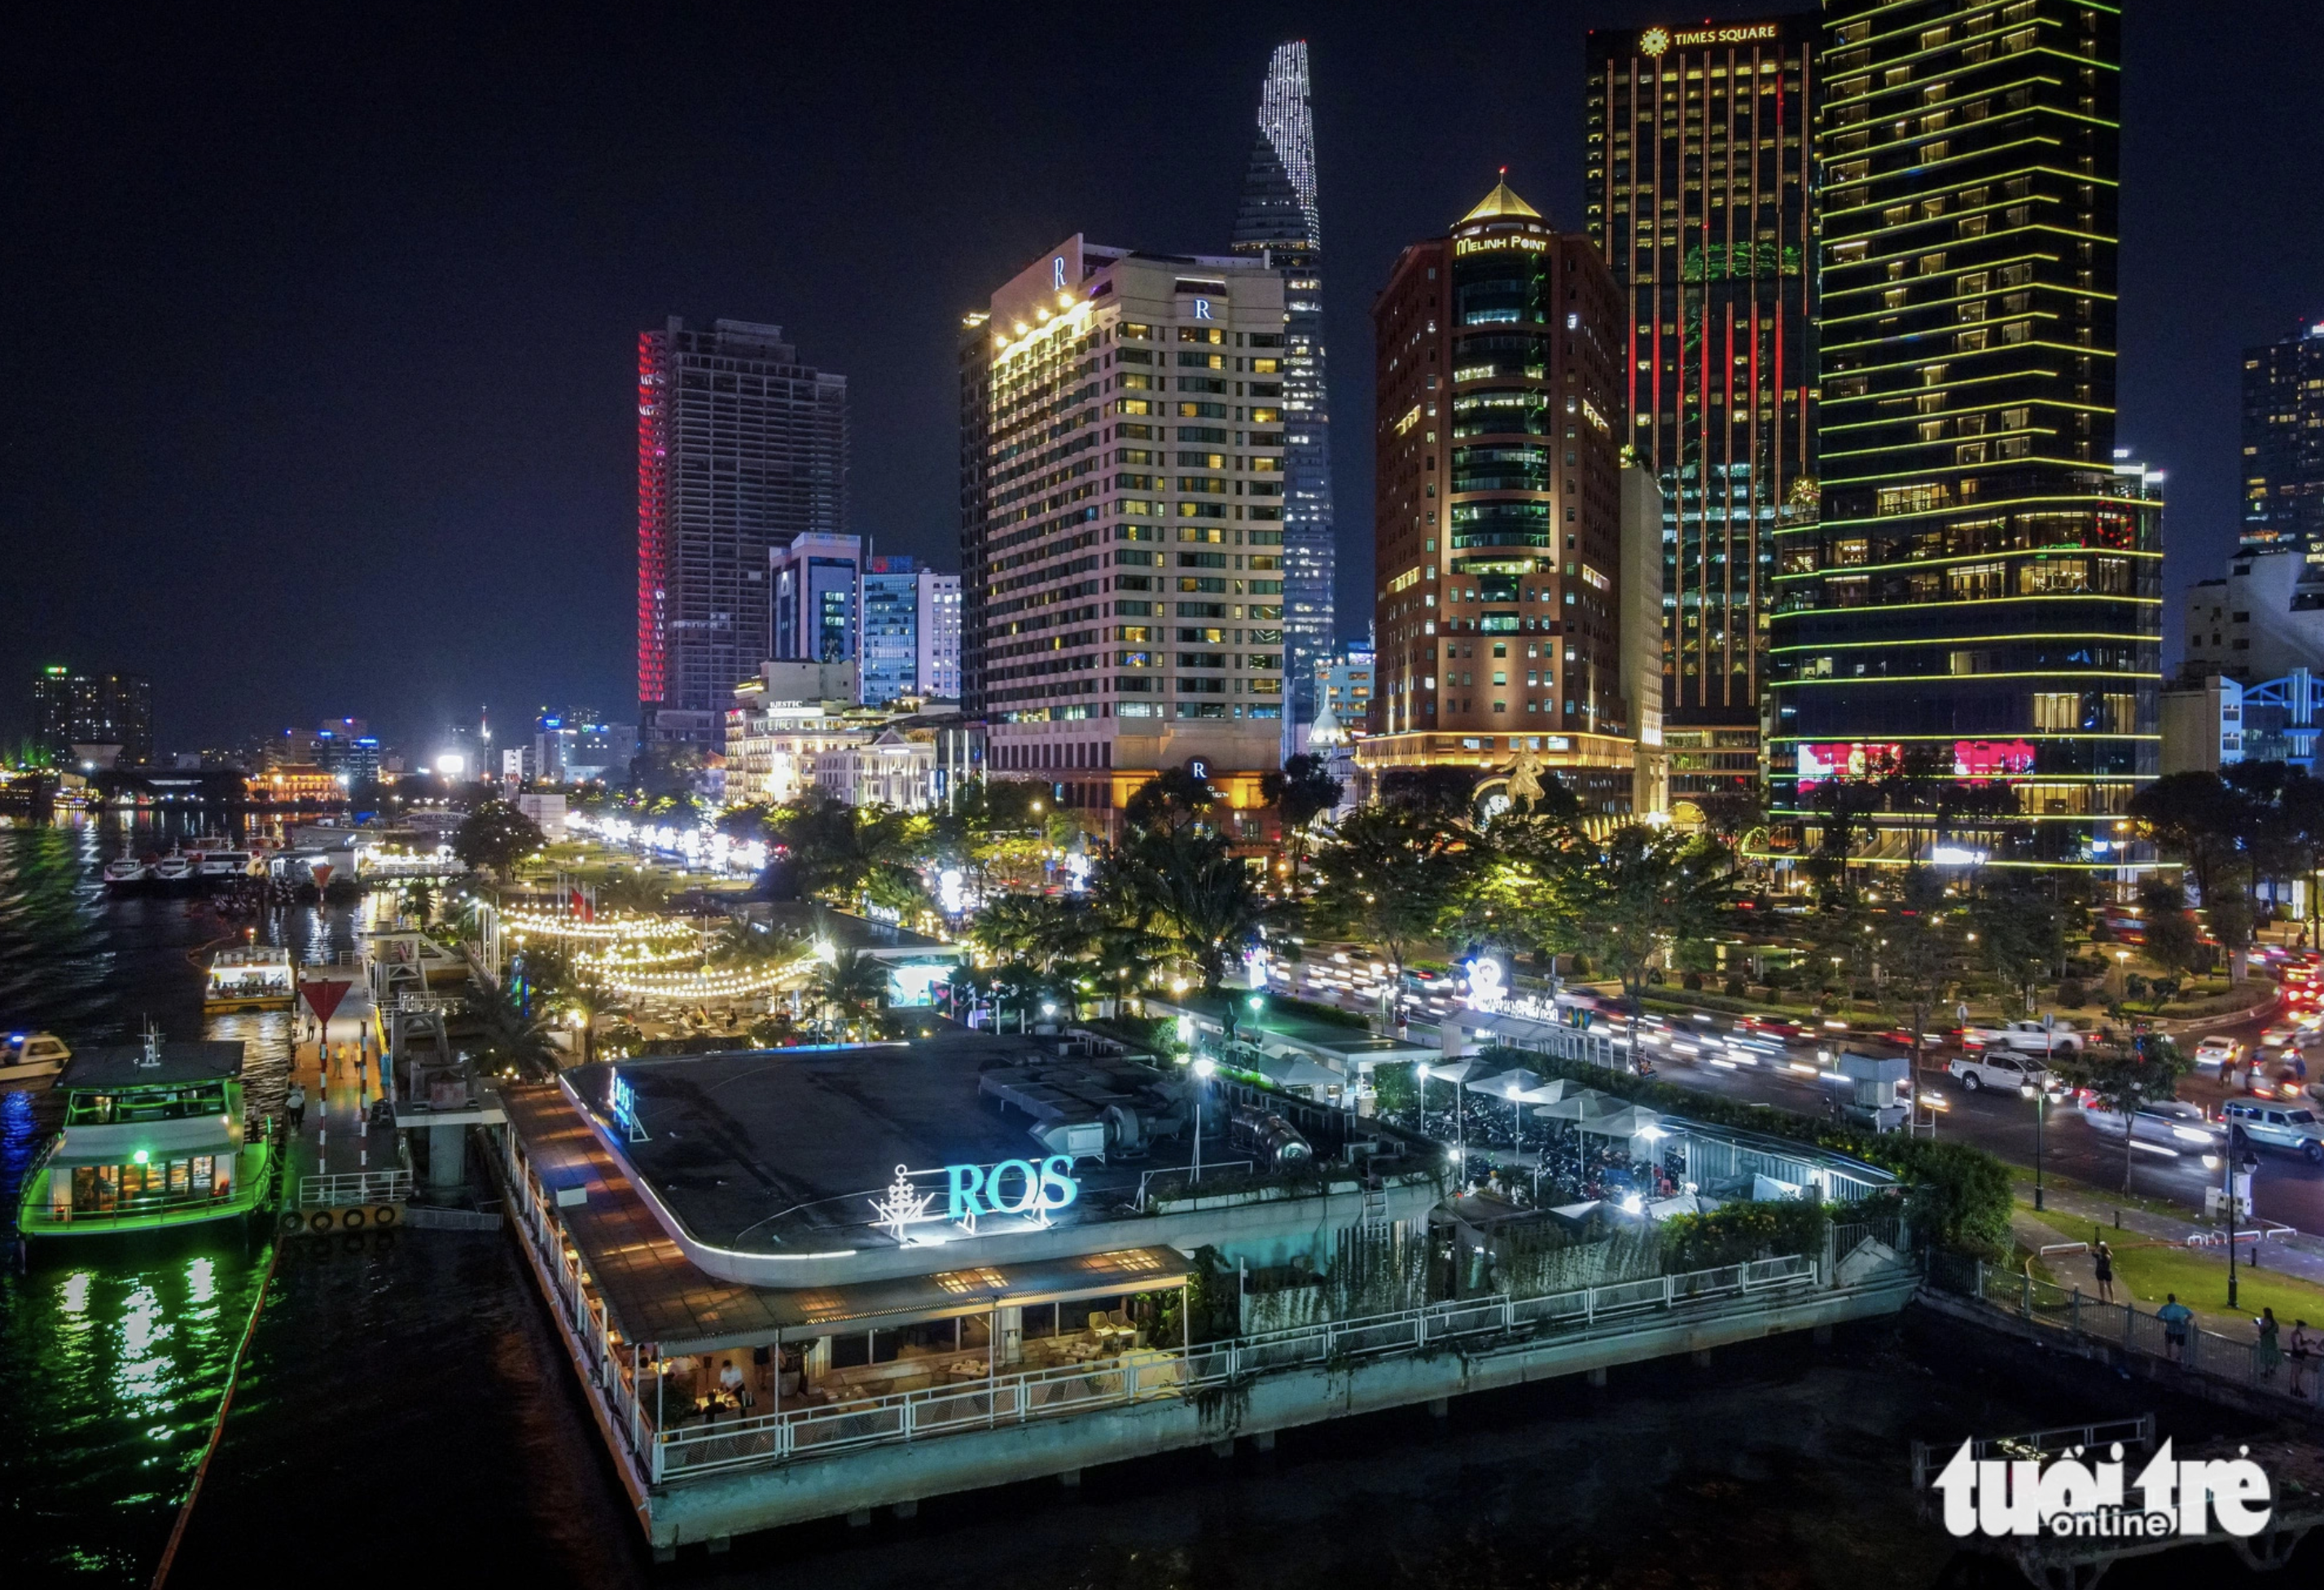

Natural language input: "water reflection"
[0,818,286,1583]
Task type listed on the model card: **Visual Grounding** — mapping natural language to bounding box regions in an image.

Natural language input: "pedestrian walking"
[2093,1239,2115,1304]
[2159,1293,2194,1362]
[286,1082,306,1131]
[2258,1307,2284,1382]
[2290,1320,2317,1398]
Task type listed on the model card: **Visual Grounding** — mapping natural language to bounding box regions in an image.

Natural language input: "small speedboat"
[1,1031,69,1088]
[196,850,253,878]
[151,852,195,882]
[102,857,150,885]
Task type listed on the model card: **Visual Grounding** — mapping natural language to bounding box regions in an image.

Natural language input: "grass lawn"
[2103,1241,2324,1327]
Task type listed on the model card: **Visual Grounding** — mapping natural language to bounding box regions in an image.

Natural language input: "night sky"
[4,3,2319,755]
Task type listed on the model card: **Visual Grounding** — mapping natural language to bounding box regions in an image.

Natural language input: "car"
[2220,1100,2324,1164]
[2193,1036,2241,1072]
[1738,1015,1807,1040]
[2080,1097,2226,1153]
[1947,1051,2057,1094]
[2258,1025,2312,1049]
[2246,1065,2317,1103]
[1964,1020,2085,1056]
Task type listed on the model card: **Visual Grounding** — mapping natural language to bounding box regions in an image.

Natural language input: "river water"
[4,817,2317,1589]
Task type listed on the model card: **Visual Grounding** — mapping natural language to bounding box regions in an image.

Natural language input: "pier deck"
[280,1032,409,1232]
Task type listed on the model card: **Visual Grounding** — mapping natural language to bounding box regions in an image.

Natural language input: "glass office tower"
[1768,0,2155,881]
[1231,42,1335,744]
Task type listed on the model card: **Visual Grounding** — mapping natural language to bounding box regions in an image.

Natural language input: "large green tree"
[1305,802,1476,997]
[1546,825,1739,1033]
[452,800,547,883]
[1261,753,1344,896]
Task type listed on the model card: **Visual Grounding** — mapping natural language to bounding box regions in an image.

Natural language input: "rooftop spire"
[1459,177,1542,225]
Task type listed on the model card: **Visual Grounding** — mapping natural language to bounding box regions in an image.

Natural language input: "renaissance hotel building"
[1766,0,2157,877]
[961,238,1290,822]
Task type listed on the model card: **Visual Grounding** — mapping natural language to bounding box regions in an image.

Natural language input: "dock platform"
[278,1033,410,1235]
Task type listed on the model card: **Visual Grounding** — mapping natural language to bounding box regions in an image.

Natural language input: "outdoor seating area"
[624,1294,1165,1436]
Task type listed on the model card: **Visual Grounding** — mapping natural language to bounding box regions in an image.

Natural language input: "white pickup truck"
[1947,1049,2058,1094]
[1962,1019,2085,1057]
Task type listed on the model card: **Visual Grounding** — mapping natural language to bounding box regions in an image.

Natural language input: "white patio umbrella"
[1581,1104,1664,1140]
[1532,1087,1621,1123]
[1469,1068,1544,1147]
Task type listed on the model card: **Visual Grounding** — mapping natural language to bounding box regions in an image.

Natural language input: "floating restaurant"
[498,1029,1919,1557]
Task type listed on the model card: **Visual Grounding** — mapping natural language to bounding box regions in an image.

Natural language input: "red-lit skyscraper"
[635,318,848,749]
[1585,15,1819,815]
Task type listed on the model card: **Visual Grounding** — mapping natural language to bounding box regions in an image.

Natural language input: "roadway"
[1276,957,2324,1234]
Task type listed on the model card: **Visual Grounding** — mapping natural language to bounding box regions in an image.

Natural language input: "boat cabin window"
[70,1155,222,1212]
[65,1084,230,1125]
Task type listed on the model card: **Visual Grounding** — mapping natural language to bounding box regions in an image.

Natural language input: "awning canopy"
[1467,1069,1542,1103]
[1248,1053,1344,1090]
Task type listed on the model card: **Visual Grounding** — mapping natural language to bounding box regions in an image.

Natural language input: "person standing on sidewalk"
[353,1048,368,1104]
[2290,1320,2317,1398]
[2093,1239,2116,1304]
[286,1082,306,1131]
[2159,1294,2193,1361]
[2257,1307,2284,1382]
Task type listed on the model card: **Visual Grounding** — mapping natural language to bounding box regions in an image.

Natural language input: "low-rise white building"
[813,727,937,810]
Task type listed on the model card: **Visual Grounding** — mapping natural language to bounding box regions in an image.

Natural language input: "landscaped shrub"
[2057,977,2088,1009]
[1658,1198,1829,1270]
[1723,976,1747,999]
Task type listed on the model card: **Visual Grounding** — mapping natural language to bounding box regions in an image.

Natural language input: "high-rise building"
[860,556,964,706]
[636,317,848,749]
[962,236,1289,821]
[1362,181,1641,811]
[29,666,152,766]
[1585,15,1818,815]
[770,531,862,668]
[1231,41,1335,740]
[2242,320,2324,552]
[1769,1,2155,877]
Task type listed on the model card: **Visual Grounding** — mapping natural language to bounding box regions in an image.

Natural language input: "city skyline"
[2,3,2317,749]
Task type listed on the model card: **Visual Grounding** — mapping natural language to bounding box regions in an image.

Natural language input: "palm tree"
[471,977,561,1080]
[1112,826,1265,992]
[811,947,890,1039]
[708,916,809,969]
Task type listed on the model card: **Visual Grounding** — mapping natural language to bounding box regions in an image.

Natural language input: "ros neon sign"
[946,1156,1080,1225]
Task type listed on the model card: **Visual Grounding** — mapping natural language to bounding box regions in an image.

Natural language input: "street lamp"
[2019,1080,2048,1212]
[2227,1144,2260,1308]
[1414,1061,1432,1137]
[1191,1056,1216,1186]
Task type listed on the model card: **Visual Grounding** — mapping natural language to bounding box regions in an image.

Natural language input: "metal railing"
[1940,1261,2324,1408]
[298,1170,413,1207]
[646,1251,1844,1481]
[496,1105,1915,1491]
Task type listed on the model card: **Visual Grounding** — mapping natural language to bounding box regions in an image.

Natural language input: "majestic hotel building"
[1363,182,1654,812]
[959,238,1290,816]
[1767,0,2156,874]
[1585,15,1818,815]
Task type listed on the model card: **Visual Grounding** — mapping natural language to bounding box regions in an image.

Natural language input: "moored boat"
[203,943,296,1012]
[15,1030,273,1239]
[102,856,150,885]
[2,1031,70,1089]
[151,851,195,883]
